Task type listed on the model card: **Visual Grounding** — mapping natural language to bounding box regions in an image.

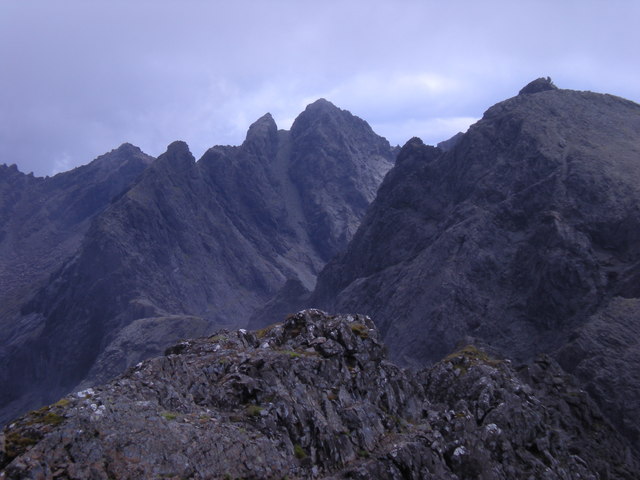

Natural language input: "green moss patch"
[246,404,263,417]
[293,443,307,459]
[160,411,179,421]
[443,345,501,375]
[350,323,369,339]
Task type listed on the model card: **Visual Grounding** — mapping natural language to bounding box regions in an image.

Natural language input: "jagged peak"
[244,113,277,140]
[165,140,191,156]
[518,77,558,95]
[155,141,195,171]
[309,97,336,107]
[303,98,341,115]
[252,112,276,127]
[114,142,143,155]
[0,163,20,173]
[290,98,369,138]
[90,142,150,165]
[396,137,427,164]
[241,113,279,155]
[0,162,31,180]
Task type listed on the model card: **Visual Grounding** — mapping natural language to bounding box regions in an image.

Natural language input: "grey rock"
[80,314,211,389]
[0,101,394,426]
[0,144,153,425]
[1,311,636,479]
[557,297,640,446]
[519,76,558,95]
[308,81,640,448]
[437,131,465,152]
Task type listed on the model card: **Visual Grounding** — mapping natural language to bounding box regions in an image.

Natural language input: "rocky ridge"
[1,310,637,479]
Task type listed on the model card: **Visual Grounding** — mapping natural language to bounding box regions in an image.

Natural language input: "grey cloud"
[1,1,639,175]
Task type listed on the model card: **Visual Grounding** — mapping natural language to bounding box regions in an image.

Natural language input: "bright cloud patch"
[373,116,479,147]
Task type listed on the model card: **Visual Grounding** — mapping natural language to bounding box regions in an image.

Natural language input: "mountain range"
[0,100,394,426]
[2,78,640,477]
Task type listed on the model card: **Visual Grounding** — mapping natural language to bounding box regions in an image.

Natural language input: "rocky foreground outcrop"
[1,310,637,479]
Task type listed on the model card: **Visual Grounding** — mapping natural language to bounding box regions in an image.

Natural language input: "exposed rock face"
[308,83,640,447]
[0,101,394,426]
[0,145,153,424]
[1,311,637,479]
[289,99,397,259]
[0,144,152,319]
[556,297,640,446]
[437,131,464,151]
[518,76,558,95]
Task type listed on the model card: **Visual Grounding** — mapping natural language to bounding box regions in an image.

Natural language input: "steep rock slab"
[557,297,640,446]
[289,99,396,260]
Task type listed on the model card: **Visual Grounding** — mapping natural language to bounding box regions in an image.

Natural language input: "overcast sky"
[1,1,639,176]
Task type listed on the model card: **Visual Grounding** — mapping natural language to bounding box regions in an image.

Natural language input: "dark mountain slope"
[0,144,152,320]
[289,99,396,259]
[0,100,394,425]
[309,79,640,445]
[0,144,153,422]
[0,145,153,424]
[1,311,637,479]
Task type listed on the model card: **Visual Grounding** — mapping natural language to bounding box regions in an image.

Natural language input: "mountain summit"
[306,80,640,448]
[518,76,558,94]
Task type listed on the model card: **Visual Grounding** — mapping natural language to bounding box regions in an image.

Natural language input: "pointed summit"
[293,99,342,124]
[165,140,191,157]
[242,113,278,155]
[154,141,195,173]
[88,143,151,172]
[114,142,143,155]
[519,77,558,95]
[290,98,359,138]
[246,113,277,137]
[305,98,340,112]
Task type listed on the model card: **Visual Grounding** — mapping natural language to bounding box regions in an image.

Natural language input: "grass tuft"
[161,411,178,421]
[350,323,369,339]
[293,443,307,459]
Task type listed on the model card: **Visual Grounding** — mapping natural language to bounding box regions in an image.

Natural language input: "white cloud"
[316,72,464,108]
[373,117,479,147]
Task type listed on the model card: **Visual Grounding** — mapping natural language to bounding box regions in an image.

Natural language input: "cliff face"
[308,79,640,446]
[0,101,394,426]
[0,145,153,422]
[1,310,637,479]
[0,144,152,320]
